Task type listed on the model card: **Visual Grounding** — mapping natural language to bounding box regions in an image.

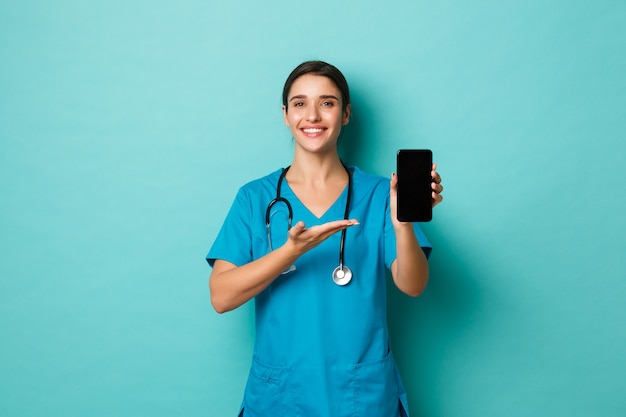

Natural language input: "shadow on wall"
[338,87,379,172]
[387,226,487,416]
[340,86,487,414]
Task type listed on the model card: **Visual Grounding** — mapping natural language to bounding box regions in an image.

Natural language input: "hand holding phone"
[396,149,433,222]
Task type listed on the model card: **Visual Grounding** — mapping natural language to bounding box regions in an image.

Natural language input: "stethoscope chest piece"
[332,265,353,286]
[269,163,354,286]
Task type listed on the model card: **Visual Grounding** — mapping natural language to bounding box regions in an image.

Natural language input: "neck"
[287,152,347,183]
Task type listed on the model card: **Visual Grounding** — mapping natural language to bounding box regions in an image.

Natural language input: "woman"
[207,61,443,417]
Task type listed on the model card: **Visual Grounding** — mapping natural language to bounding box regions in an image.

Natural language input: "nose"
[305,106,321,121]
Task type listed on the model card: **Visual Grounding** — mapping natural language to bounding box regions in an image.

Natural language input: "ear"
[282,105,289,126]
[342,103,351,126]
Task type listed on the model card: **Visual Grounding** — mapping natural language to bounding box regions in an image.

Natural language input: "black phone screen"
[397,149,433,222]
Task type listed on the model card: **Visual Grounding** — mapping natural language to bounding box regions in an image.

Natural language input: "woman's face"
[282,74,351,155]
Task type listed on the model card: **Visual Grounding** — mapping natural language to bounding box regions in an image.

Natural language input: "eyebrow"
[289,94,340,102]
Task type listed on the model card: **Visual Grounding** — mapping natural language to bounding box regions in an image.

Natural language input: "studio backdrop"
[1,1,624,416]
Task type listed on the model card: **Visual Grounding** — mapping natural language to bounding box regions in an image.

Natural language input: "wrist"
[393,221,415,234]
[279,240,305,261]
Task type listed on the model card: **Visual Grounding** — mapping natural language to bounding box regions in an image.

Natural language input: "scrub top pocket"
[242,356,292,417]
[353,351,403,417]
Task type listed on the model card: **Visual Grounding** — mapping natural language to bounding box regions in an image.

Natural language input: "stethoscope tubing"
[265,168,293,252]
[265,164,353,284]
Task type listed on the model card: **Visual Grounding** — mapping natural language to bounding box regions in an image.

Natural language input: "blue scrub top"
[207,166,431,417]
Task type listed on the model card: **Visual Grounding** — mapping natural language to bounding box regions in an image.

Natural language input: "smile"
[302,128,324,133]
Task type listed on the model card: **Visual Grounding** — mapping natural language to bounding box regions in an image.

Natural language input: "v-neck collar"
[282,180,349,221]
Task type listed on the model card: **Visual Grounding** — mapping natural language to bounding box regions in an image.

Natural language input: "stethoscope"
[265,164,353,286]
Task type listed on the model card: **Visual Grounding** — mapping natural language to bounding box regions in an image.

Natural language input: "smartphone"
[396,149,433,222]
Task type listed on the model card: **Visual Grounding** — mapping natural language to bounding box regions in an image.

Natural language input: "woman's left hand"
[390,163,444,224]
[389,164,443,296]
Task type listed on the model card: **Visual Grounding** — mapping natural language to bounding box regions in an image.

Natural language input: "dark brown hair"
[282,61,351,113]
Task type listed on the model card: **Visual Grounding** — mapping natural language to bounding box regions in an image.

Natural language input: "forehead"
[288,74,341,97]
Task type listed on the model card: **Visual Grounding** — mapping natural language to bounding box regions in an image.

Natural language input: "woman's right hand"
[210,218,359,313]
[284,219,360,256]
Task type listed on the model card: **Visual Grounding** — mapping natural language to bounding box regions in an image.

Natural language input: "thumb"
[289,221,306,237]
[390,173,398,196]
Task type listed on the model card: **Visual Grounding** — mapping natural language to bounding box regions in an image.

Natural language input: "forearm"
[209,219,358,313]
[209,246,299,313]
[391,224,429,297]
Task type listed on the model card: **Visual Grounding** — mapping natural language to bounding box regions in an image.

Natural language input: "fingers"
[431,163,443,193]
[432,191,443,207]
[431,163,443,207]
[289,219,360,248]
[308,219,360,239]
[431,163,441,186]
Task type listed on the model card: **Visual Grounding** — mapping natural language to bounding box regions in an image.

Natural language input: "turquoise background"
[1,1,625,416]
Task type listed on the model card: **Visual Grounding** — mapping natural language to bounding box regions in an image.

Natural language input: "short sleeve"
[206,187,254,268]
[384,194,432,269]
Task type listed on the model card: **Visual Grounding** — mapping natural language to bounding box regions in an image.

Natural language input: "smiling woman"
[206,60,443,417]
[282,74,351,167]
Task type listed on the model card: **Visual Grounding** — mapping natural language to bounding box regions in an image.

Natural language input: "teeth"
[303,128,323,133]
